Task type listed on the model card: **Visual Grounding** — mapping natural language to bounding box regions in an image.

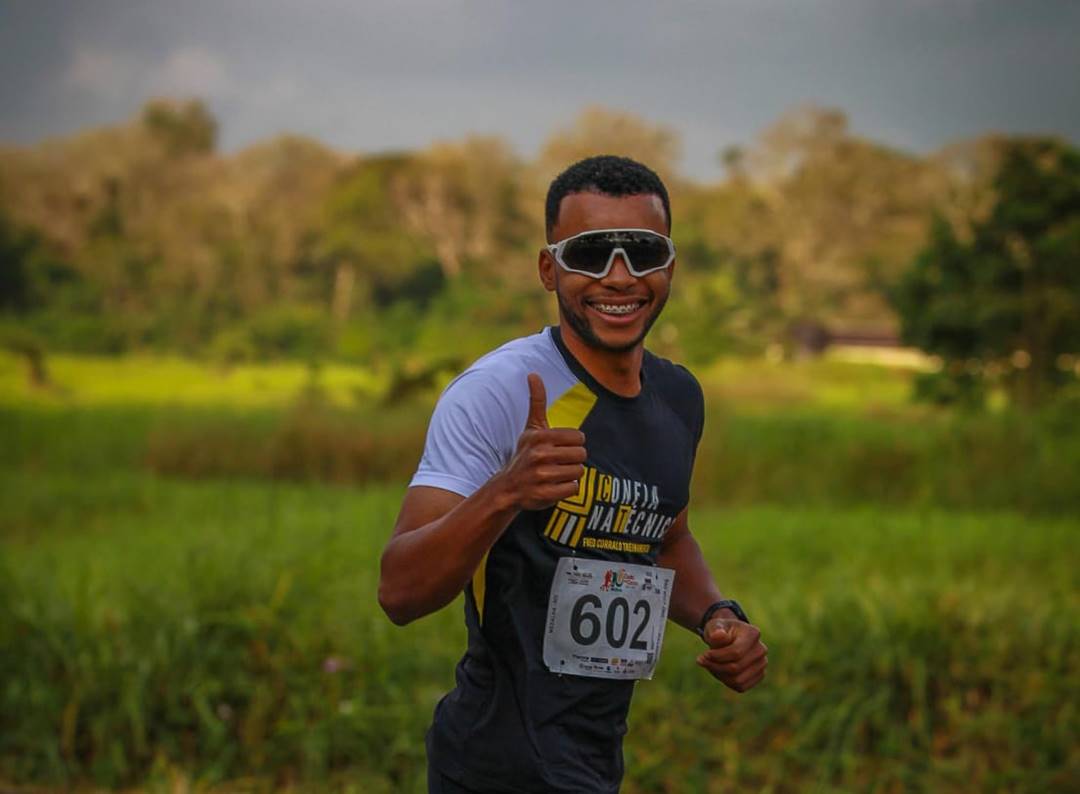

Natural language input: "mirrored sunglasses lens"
[560,235,616,274]
[620,232,671,271]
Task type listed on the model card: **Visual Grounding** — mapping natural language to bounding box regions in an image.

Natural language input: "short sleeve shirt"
[412,327,704,794]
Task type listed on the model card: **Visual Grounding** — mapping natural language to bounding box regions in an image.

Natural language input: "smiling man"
[378,156,767,794]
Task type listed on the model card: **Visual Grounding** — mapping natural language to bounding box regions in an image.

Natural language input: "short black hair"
[545,155,671,239]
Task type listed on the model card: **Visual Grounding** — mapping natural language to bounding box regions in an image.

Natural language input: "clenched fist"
[696,618,768,693]
[499,373,588,512]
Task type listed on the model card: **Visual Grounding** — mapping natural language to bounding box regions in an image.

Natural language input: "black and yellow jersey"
[410,326,704,793]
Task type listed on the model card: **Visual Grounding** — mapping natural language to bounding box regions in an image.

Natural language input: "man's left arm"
[657,509,768,692]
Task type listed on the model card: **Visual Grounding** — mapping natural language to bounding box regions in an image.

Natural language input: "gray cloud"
[1,0,1077,178]
[63,45,233,103]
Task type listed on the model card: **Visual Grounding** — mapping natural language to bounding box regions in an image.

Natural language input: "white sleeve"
[409,370,519,497]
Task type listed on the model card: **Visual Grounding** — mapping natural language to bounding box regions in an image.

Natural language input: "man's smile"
[585,296,649,319]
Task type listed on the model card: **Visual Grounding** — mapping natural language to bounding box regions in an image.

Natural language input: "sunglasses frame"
[546,228,676,279]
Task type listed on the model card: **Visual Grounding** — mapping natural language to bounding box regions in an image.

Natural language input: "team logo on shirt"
[542,465,675,552]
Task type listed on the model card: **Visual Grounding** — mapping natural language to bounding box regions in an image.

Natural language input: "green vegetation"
[0,351,383,408]
[2,471,1076,793]
[8,102,1077,404]
[2,101,1078,791]
[5,353,1077,515]
[1,355,1077,792]
[894,138,1080,408]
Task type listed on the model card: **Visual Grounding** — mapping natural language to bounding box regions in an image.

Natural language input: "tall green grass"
[6,350,1079,515]
[2,475,442,791]
[693,406,1080,513]
[4,399,1076,514]
[2,468,1077,792]
[2,354,1077,791]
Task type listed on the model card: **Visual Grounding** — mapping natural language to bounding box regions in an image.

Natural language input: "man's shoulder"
[432,328,577,428]
[643,349,705,440]
[466,328,565,380]
[643,349,703,401]
[445,328,576,399]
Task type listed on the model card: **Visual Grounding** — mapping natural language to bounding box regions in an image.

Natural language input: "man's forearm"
[657,515,727,633]
[378,477,519,625]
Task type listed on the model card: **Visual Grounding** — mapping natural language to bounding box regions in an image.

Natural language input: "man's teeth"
[593,303,640,315]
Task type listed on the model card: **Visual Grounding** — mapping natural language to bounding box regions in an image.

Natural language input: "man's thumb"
[525,373,549,429]
[709,624,733,646]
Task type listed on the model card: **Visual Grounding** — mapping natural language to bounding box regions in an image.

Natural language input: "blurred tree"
[926,134,1008,239]
[82,176,150,315]
[735,106,939,334]
[0,210,69,385]
[1,101,352,352]
[0,208,94,362]
[537,106,681,184]
[0,210,55,312]
[141,98,217,156]
[391,136,527,281]
[0,99,1024,365]
[894,137,1080,408]
[316,153,438,312]
[224,135,345,309]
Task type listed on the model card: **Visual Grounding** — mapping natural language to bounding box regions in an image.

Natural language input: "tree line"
[1,99,1077,406]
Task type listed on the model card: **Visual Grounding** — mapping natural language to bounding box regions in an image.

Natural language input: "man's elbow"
[377,560,420,626]
[377,581,415,626]
[378,543,413,625]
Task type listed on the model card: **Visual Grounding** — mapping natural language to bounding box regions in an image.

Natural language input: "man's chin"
[590,328,649,353]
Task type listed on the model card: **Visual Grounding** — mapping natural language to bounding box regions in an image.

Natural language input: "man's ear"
[538,249,557,292]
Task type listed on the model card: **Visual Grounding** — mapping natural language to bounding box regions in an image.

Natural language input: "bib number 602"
[569,595,651,650]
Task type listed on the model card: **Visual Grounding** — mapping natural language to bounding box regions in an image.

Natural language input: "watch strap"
[696,599,749,637]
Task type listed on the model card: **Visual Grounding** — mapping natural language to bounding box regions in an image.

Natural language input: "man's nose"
[601,252,636,287]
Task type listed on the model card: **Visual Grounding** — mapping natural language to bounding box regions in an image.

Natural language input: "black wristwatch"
[696,599,749,637]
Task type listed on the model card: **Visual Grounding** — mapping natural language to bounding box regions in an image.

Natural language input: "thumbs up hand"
[500,373,588,512]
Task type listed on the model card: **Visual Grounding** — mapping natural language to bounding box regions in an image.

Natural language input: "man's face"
[541,191,675,354]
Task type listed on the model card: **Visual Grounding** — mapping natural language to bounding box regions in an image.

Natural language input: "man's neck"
[558,323,645,398]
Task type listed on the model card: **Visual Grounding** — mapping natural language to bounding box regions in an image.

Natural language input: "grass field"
[0,350,920,412]
[2,353,1077,793]
[0,352,384,408]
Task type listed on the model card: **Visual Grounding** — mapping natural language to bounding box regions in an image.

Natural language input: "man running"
[379,155,767,793]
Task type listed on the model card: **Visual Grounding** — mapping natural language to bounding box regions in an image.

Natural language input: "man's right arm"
[378,373,586,625]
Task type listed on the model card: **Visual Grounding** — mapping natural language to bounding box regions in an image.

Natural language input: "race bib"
[543,557,674,680]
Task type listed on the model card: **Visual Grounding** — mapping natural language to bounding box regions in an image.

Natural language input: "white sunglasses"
[546,228,676,278]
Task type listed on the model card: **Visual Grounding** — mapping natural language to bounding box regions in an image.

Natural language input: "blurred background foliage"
[3,99,1077,409]
[1,99,1078,793]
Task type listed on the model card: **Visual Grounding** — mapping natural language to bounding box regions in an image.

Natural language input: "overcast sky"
[2,0,1078,179]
